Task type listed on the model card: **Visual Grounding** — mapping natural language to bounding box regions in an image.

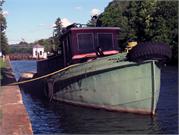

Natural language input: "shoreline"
[0,56,33,135]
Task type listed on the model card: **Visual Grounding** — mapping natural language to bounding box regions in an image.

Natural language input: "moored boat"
[19,24,172,115]
[47,53,161,115]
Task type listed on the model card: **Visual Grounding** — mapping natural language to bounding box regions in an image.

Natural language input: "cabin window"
[97,33,113,50]
[77,33,94,52]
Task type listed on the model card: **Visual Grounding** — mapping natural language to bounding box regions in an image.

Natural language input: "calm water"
[11,60,178,134]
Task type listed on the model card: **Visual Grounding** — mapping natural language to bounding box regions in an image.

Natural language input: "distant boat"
[19,24,172,115]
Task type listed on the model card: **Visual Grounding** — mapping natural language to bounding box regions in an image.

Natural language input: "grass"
[0,58,6,80]
[0,58,6,67]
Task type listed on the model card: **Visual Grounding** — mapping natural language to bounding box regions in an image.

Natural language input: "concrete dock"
[0,56,33,135]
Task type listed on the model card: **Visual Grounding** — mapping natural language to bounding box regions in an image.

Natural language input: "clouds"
[61,18,72,27]
[50,18,72,28]
[90,8,101,16]
[1,10,8,16]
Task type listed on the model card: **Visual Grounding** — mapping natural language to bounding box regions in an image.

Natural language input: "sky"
[3,0,112,44]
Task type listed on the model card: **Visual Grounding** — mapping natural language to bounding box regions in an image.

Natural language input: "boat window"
[77,33,94,52]
[97,33,113,50]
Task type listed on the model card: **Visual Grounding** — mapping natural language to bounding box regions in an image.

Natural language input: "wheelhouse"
[61,27,120,65]
[37,26,121,75]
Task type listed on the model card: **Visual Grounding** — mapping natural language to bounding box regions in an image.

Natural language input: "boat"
[19,24,172,115]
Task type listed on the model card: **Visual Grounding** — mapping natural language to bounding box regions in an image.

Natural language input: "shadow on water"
[22,91,162,134]
[11,61,178,134]
[155,66,178,134]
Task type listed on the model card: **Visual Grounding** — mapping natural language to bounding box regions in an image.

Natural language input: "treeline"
[9,46,32,54]
[9,42,33,54]
[9,38,54,54]
[33,37,54,52]
[97,0,178,63]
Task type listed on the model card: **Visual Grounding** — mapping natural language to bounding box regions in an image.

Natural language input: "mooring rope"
[8,63,80,86]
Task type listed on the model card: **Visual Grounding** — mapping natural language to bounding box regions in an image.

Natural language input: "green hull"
[47,53,161,115]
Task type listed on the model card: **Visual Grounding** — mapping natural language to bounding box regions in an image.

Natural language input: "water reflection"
[21,90,162,134]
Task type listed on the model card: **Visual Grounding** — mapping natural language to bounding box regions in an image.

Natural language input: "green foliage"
[0,12,6,32]
[125,0,157,41]
[0,57,6,80]
[0,0,6,32]
[9,46,32,54]
[100,1,129,27]
[34,38,54,52]
[98,0,178,62]
[99,0,130,49]
[36,17,76,54]
[87,15,99,27]
[1,32,9,54]
[0,0,9,55]
[152,1,178,61]
[0,57,6,68]
[53,17,63,51]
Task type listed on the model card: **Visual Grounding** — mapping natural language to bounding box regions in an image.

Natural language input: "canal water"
[11,60,178,134]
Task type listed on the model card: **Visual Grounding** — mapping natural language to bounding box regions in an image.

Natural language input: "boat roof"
[60,26,120,39]
[70,27,120,30]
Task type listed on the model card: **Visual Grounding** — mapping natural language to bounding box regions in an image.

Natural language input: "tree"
[0,0,9,55]
[1,32,8,54]
[0,0,6,31]
[152,1,178,62]
[98,0,178,62]
[87,15,98,27]
[125,1,178,62]
[87,14,102,27]
[99,0,130,49]
[53,17,63,53]
[125,0,157,42]
[34,38,53,52]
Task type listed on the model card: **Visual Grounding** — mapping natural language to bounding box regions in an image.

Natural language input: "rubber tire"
[126,42,172,62]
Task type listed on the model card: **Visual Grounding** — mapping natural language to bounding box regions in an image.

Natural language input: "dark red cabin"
[37,26,120,75]
[61,27,120,64]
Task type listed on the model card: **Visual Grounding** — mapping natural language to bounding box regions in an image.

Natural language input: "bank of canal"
[0,57,33,135]
[11,60,178,134]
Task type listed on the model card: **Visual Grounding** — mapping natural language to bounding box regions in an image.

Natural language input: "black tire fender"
[126,42,172,62]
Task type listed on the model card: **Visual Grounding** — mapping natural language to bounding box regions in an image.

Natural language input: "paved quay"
[0,56,33,135]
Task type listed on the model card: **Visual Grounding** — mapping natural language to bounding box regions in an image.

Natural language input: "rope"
[8,63,80,86]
